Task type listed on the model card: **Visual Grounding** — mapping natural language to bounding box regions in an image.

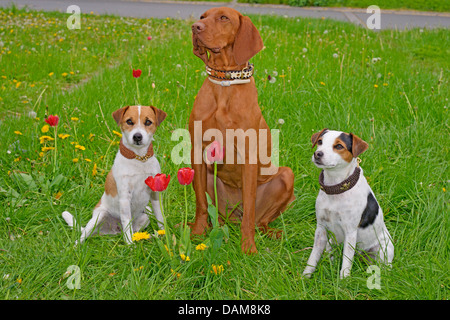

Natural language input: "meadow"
[0,6,448,300]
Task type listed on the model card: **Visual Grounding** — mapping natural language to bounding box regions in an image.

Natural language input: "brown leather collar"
[319,167,361,195]
[119,139,154,162]
[206,63,254,80]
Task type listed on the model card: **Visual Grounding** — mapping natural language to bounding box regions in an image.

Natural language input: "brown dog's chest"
[189,80,274,188]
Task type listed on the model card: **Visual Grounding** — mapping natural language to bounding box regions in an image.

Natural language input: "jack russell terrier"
[303,129,394,279]
[62,105,167,245]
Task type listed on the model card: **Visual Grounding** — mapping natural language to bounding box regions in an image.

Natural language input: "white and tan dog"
[303,129,394,279]
[62,105,167,245]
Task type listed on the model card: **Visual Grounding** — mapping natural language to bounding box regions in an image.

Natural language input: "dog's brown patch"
[334,137,353,163]
[105,171,117,197]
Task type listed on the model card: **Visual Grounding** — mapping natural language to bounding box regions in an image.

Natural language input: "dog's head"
[112,105,167,149]
[191,7,263,66]
[311,129,368,169]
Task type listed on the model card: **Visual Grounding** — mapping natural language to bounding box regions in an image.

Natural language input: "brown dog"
[189,7,295,254]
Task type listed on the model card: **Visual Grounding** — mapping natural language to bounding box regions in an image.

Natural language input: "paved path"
[1,0,449,30]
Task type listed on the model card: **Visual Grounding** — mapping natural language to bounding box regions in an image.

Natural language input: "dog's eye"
[335,144,344,150]
[220,15,228,21]
[144,119,152,126]
[200,15,205,19]
[126,119,134,126]
[318,139,322,145]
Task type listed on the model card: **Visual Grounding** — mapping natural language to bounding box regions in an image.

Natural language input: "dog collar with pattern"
[319,167,361,195]
[206,63,254,81]
[119,139,154,162]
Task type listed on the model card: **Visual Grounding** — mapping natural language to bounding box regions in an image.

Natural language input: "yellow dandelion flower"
[157,230,165,236]
[41,125,49,133]
[112,130,122,138]
[71,117,79,121]
[443,188,446,192]
[170,269,181,278]
[48,72,54,77]
[14,157,21,162]
[374,84,379,88]
[84,158,92,162]
[62,72,68,77]
[75,145,85,151]
[132,231,150,242]
[196,243,208,251]
[320,82,325,86]
[72,158,79,163]
[92,163,97,177]
[39,152,44,158]
[383,83,388,86]
[39,135,54,144]
[70,71,75,75]
[180,254,190,262]
[14,131,23,135]
[58,133,70,139]
[41,146,55,152]
[211,264,224,275]
[15,82,21,88]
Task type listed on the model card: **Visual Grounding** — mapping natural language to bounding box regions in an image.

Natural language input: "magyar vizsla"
[189,7,295,254]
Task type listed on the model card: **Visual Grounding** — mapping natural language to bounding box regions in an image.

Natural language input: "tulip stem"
[135,78,140,105]
[184,185,188,229]
[213,161,218,226]
[53,126,57,173]
[159,192,172,257]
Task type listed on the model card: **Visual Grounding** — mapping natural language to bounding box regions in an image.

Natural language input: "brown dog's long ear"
[350,133,369,157]
[311,128,328,148]
[150,106,167,126]
[192,33,209,64]
[112,106,129,126]
[233,15,263,66]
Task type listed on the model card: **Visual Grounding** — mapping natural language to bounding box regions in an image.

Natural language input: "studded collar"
[319,167,361,195]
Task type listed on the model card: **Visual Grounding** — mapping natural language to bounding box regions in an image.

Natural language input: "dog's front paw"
[302,268,314,278]
[241,238,258,255]
[340,268,351,279]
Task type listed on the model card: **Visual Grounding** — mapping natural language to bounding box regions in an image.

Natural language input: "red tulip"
[132,69,142,78]
[206,140,224,163]
[45,115,59,127]
[145,173,170,192]
[177,167,194,185]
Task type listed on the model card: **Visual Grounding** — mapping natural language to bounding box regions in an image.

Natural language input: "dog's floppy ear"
[192,32,209,64]
[150,106,167,126]
[311,128,328,148]
[350,133,369,157]
[233,15,263,66]
[112,106,130,126]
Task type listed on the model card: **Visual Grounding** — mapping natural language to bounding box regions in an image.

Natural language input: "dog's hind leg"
[77,206,108,245]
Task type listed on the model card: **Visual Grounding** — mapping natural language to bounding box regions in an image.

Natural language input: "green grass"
[238,0,450,12]
[0,6,449,300]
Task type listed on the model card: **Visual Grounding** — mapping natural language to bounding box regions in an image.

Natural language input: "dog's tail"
[62,211,77,229]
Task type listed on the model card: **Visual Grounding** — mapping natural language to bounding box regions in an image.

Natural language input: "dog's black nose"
[133,133,143,142]
[314,151,323,160]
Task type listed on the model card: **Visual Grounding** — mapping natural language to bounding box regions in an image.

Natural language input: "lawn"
[238,0,450,12]
[0,6,448,300]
